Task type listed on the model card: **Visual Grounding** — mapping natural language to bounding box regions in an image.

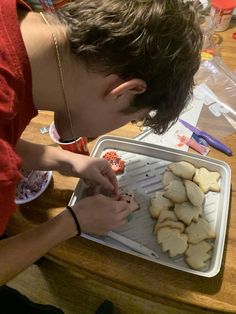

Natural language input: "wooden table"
[7,23,236,313]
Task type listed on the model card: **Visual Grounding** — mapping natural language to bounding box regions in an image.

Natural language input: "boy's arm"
[16,139,72,172]
[16,139,118,193]
[0,209,77,285]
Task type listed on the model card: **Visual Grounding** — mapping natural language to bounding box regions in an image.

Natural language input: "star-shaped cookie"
[193,167,220,193]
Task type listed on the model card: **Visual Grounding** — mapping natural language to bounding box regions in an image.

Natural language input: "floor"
[8,258,214,314]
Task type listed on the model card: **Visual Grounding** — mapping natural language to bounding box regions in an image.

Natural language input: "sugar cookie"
[193,167,221,193]
[158,209,178,223]
[157,227,188,258]
[185,241,213,270]
[163,180,187,203]
[162,170,182,187]
[168,161,195,180]
[184,180,205,207]
[185,217,215,244]
[120,192,140,212]
[174,201,202,225]
[154,220,185,234]
[149,191,174,218]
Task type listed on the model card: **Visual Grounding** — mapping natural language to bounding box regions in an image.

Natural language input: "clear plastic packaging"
[194,56,236,138]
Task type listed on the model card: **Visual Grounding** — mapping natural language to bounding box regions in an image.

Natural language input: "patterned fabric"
[23,0,71,12]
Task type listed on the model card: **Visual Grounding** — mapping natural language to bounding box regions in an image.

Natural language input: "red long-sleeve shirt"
[0,0,38,234]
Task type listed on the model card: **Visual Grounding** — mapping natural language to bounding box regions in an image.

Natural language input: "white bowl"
[15,170,52,205]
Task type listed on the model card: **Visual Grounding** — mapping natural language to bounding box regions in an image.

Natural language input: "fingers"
[97,173,116,192]
[96,172,118,194]
[103,171,119,194]
[114,210,133,229]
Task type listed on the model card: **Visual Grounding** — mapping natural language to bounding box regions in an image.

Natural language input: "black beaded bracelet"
[66,205,81,236]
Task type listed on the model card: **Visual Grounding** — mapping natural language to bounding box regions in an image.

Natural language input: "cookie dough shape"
[185,241,213,270]
[154,220,185,234]
[149,191,174,218]
[174,201,202,225]
[168,161,195,180]
[184,180,205,207]
[185,217,215,244]
[162,170,182,187]
[157,227,188,257]
[163,180,187,203]
[193,167,221,193]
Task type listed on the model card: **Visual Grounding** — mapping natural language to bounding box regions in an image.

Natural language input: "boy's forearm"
[0,209,77,285]
[16,139,72,172]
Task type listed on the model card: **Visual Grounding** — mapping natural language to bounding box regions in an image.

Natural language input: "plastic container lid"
[212,0,236,10]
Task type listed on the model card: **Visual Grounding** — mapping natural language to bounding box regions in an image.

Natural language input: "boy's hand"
[67,154,119,194]
[72,194,130,235]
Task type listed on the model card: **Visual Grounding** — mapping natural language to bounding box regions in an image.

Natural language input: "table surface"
[8,23,236,313]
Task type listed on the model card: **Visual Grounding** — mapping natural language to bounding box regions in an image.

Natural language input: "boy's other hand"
[72,194,130,235]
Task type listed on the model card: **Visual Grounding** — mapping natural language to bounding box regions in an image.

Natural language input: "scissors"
[179,119,233,156]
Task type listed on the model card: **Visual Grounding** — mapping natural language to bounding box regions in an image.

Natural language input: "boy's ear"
[107,78,146,100]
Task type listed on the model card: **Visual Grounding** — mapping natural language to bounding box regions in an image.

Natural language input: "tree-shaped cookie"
[185,217,215,244]
[185,241,213,269]
[157,227,188,257]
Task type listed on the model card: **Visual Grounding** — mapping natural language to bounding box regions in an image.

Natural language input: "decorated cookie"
[149,191,174,218]
[120,191,140,212]
[185,241,213,270]
[185,217,215,244]
[184,180,205,207]
[157,227,188,258]
[193,167,221,193]
[168,161,195,180]
[163,180,187,203]
[102,150,125,174]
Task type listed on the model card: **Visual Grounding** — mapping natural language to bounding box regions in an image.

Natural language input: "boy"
[0,0,202,288]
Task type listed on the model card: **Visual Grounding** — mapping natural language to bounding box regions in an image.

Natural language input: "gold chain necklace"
[40,12,77,142]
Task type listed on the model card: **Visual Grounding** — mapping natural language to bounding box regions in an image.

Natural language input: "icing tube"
[178,135,210,155]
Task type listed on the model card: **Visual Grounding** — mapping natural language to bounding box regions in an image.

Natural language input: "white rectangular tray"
[69,135,231,277]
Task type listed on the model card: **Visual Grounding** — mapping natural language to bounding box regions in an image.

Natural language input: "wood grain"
[7,22,236,313]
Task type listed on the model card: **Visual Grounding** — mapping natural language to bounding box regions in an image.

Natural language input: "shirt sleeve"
[0,139,22,235]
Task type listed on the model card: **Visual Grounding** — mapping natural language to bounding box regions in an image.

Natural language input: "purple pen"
[179,119,233,156]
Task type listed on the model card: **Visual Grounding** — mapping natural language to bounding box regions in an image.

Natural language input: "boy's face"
[55,97,147,139]
[55,62,148,139]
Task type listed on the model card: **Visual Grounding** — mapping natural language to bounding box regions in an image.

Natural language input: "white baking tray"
[69,136,231,277]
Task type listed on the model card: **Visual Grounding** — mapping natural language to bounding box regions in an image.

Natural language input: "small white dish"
[15,170,52,205]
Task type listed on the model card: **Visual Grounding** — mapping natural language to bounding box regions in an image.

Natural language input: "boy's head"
[58,0,202,134]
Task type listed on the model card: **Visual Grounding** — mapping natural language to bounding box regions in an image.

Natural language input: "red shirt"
[0,0,38,234]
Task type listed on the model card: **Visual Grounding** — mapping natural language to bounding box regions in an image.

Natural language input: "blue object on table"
[191,133,209,147]
[179,119,233,156]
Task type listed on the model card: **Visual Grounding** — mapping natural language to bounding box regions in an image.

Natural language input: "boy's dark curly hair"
[58,0,202,134]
